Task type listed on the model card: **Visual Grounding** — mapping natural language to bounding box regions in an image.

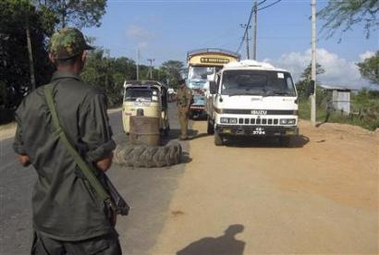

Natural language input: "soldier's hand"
[96,152,113,172]
[17,154,31,167]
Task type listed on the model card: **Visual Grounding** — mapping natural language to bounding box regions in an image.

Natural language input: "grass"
[298,99,379,131]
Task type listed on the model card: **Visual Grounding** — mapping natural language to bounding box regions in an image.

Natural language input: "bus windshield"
[221,70,296,97]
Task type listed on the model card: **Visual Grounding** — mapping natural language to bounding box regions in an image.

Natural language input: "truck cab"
[206,60,299,146]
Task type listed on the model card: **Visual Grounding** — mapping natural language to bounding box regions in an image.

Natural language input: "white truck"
[206,60,299,146]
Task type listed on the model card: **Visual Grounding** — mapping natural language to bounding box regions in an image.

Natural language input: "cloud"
[264,48,372,90]
[359,51,375,61]
[125,24,156,49]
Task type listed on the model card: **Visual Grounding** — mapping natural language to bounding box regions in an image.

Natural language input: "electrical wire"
[236,0,282,54]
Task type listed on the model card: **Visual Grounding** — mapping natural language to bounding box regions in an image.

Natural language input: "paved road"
[2,103,378,255]
[0,102,189,255]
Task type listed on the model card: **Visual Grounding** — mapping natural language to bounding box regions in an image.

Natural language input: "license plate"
[252,127,265,135]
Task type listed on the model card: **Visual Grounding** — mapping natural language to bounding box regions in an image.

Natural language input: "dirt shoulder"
[0,122,16,140]
[151,120,379,254]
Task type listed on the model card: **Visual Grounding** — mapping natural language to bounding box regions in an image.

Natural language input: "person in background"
[13,27,122,255]
[176,79,193,140]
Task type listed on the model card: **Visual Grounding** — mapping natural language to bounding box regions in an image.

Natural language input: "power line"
[258,0,281,11]
[236,0,282,56]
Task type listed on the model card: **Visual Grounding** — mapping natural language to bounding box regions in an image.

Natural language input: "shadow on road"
[176,224,246,255]
[224,135,309,148]
[164,127,310,149]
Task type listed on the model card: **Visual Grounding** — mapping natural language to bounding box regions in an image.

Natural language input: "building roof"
[320,85,352,91]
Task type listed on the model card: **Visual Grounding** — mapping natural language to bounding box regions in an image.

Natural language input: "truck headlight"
[220,117,237,124]
[280,118,296,125]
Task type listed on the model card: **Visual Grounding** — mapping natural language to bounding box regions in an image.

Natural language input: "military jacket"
[176,86,193,108]
[13,71,116,241]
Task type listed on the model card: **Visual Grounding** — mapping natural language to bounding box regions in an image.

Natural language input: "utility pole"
[105,49,110,89]
[147,58,155,79]
[240,24,251,59]
[136,48,140,81]
[25,9,35,90]
[311,0,317,126]
[252,0,258,60]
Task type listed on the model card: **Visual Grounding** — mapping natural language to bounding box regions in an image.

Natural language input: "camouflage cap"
[49,27,94,60]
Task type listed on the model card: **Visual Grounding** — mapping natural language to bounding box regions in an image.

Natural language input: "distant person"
[13,27,121,254]
[176,79,193,140]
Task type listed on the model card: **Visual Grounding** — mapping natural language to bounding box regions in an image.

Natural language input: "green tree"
[357,51,379,85]
[0,0,53,118]
[318,0,379,39]
[160,60,185,88]
[35,0,107,29]
[295,62,325,101]
[81,50,144,107]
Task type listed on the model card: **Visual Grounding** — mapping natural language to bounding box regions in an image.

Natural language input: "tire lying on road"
[113,142,182,168]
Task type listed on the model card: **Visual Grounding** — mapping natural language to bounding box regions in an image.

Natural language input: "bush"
[298,91,379,131]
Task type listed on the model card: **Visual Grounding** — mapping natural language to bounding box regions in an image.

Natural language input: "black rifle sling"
[44,85,115,210]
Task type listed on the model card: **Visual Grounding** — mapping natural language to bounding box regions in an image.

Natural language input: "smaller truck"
[206,60,299,146]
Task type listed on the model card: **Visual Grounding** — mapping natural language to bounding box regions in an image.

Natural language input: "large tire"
[164,124,170,137]
[113,142,182,168]
[214,131,223,146]
[207,117,214,135]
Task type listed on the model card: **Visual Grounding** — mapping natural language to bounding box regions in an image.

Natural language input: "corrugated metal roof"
[320,85,351,91]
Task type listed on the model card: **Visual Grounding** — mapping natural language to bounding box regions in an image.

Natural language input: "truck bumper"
[190,106,207,119]
[215,125,299,137]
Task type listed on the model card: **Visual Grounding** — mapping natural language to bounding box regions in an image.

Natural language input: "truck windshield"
[188,66,221,80]
[221,70,296,96]
[124,87,160,102]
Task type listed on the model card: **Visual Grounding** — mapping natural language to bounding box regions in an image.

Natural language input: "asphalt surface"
[0,102,189,255]
[1,103,378,255]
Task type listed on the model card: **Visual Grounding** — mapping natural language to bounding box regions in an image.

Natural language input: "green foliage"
[81,50,183,108]
[357,51,379,85]
[160,60,185,88]
[0,0,54,123]
[299,89,379,131]
[296,62,378,131]
[318,0,379,39]
[82,50,123,107]
[36,0,107,29]
[295,62,325,101]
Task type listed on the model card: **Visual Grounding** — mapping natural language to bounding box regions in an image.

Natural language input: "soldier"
[176,79,193,140]
[13,27,122,254]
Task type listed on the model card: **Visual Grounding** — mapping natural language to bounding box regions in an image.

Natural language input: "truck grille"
[238,118,279,125]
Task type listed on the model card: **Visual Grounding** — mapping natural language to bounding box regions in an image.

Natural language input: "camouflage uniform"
[176,81,193,140]
[13,28,121,255]
[49,27,94,59]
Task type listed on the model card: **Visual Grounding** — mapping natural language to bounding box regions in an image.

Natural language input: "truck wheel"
[214,132,223,146]
[207,117,214,135]
[279,137,291,147]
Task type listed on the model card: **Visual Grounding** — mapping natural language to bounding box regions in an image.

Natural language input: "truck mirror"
[209,81,218,94]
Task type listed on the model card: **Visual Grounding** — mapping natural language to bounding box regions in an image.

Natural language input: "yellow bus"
[186,48,240,119]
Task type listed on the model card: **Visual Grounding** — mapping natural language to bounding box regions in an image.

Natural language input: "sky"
[82,0,379,90]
